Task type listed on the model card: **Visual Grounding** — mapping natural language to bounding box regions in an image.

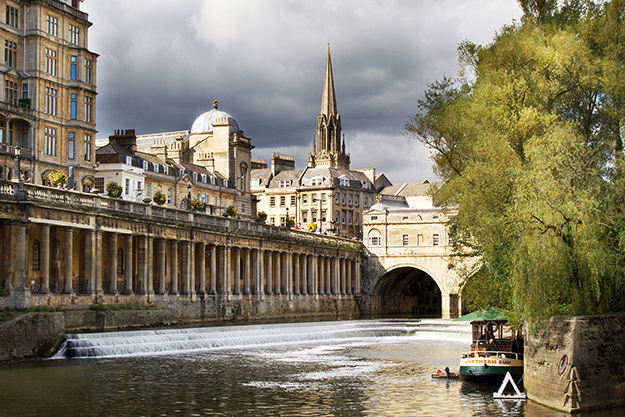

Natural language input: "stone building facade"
[0,0,97,191]
[252,46,377,238]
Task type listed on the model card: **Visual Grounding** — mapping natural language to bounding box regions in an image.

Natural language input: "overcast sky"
[81,0,522,184]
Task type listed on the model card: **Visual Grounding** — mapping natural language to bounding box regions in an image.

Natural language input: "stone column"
[85,229,96,295]
[224,245,232,296]
[293,253,300,296]
[109,232,118,295]
[256,248,264,298]
[319,256,325,296]
[340,258,346,296]
[9,221,29,308]
[346,259,352,295]
[188,240,196,296]
[125,234,133,294]
[64,228,74,294]
[40,224,50,294]
[301,254,308,296]
[198,243,207,295]
[209,245,217,294]
[181,241,191,295]
[354,260,361,295]
[147,236,154,297]
[170,239,179,295]
[136,235,148,294]
[95,230,103,296]
[233,247,241,296]
[266,251,273,296]
[243,248,251,295]
[326,257,332,295]
[217,246,225,295]
[157,238,166,294]
[274,252,281,296]
[312,254,319,297]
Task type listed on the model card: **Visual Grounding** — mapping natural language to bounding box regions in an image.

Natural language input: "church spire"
[320,43,337,118]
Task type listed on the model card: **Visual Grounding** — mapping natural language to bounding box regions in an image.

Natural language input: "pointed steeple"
[320,44,337,118]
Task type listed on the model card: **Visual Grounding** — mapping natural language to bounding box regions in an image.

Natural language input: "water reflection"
[0,320,622,416]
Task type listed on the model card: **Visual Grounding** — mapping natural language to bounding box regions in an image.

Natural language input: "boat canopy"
[453,307,507,322]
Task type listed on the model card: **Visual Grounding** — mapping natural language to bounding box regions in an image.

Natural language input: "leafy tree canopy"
[406,0,625,327]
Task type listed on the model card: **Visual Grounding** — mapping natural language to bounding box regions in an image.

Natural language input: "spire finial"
[213,100,218,109]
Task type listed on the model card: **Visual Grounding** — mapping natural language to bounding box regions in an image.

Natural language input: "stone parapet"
[524,315,625,413]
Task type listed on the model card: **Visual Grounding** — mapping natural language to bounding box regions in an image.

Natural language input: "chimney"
[271,153,295,176]
[109,129,137,154]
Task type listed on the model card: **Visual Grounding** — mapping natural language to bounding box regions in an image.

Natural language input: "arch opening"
[372,267,442,317]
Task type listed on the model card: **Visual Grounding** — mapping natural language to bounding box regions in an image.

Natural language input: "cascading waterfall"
[53,319,471,359]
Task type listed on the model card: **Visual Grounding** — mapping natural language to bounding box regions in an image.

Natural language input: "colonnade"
[3,220,362,306]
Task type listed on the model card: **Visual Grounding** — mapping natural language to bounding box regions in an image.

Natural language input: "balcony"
[0,100,35,119]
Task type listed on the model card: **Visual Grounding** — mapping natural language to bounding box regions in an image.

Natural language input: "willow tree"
[406,0,625,325]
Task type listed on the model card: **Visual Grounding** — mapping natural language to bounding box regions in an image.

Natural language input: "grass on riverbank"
[0,306,64,323]
[89,302,158,311]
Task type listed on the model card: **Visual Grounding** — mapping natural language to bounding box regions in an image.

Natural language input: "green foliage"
[190,198,206,213]
[48,171,67,187]
[285,217,295,228]
[153,191,166,205]
[106,182,123,199]
[407,0,625,326]
[225,205,237,218]
[255,211,268,223]
[0,288,9,296]
[89,302,153,311]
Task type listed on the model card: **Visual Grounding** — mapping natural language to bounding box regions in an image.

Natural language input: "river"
[0,319,620,416]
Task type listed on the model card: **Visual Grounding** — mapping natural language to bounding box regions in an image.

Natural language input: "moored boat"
[457,310,523,382]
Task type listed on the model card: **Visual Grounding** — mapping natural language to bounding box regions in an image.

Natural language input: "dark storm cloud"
[82,0,522,183]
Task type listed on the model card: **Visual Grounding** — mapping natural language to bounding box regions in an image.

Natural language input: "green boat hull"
[459,364,523,382]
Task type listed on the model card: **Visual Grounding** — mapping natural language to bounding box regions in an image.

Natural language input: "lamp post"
[187,184,192,211]
[319,195,322,233]
[285,206,289,227]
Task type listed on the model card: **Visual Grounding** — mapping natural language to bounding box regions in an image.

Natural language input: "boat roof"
[454,307,507,323]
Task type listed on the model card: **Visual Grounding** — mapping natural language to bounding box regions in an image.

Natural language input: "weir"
[54,320,471,359]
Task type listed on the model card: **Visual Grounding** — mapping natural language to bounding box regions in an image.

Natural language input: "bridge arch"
[371,263,443,317]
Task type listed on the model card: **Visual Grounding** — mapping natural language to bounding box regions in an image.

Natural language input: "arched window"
[32,239,40,271]
[368,229,381,246]
[117,247,124,274]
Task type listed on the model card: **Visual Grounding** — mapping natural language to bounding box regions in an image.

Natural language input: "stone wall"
[524,315,625,413]
[0,312,65,362]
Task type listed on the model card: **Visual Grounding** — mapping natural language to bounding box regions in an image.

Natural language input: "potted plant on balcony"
[225,205,237,218]
[255,211,267,223]
[106,182,123,199]
[190,198,206,213]
[49,171,67,188]
[153,191,166,205]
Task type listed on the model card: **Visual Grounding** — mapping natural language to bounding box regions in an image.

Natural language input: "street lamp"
[285,206,289,227]
[187,184,192,210]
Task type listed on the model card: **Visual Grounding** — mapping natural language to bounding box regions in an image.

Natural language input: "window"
[342,194,346,205]
[32,240,40,271]
[270,196,275,207]
[342,211,346,225]
[70,56,77,80]
[348,195,353,206]
[46,14,58,36]
[85,59,92,84]
[69,24,80,45]
[21,125,27,148]
[68,132,75,159]
[280,217,285,226]
[355,213,359,226]
[403,234,409,246]
[201,193,206,203]
[335,194,340,204]
[348,211,352,225]
[302,194,307,204]
[142,161,148,170]
[45,87,57,115]
[167,188,172,203]
[355,196,359,207]
[201,174,207,183]
[370,236,381,246]
[117,248,124,274]
[312,210,317,223]
[290,195,296,206]
[4,40,16,67]
[4,79,17,105]
[270,217,275,225]
[193,172,198,181]
[312,193,317,202]
[335,211,339,224]
[95,177,104,193]
[147,183,152,198]
[279,180,291,187]
[417,234,424,246]
[163,166,169,175]
[364,197,369,208]
[6,6,18,28]
[321,193,326,202]
[44,126,56,156]
[70,93,77,119]
[125,178,130,195]
[84,96,93,122]
[84,135,92,162]
[433,234,440,246]
[321,210,327,222]
[302,211,308,223]
[125,156,132,165]
[21,82,27,99]
[280,196,285,207]
[45,48,57,75]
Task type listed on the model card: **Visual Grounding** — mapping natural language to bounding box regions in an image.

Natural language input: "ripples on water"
[0,319,621,417]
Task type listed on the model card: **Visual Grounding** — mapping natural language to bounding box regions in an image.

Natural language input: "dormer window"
[201,174,207,183]
[142,161,148,170]
[125,156,132,165]
[309,176,324,186]
[210,176,216,185]
[279,180,292,187]
[153,163,159,173]
[163,166,169,175]
[193,172,198,181]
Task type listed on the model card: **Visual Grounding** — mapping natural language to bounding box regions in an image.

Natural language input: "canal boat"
[457,309,523,382]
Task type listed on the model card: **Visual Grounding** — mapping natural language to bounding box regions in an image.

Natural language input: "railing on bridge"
[0,180,360,248]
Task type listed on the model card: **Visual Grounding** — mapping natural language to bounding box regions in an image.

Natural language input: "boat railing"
[461,351,523,361]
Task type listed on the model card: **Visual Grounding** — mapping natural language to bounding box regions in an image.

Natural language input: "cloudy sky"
[81,0,522,184]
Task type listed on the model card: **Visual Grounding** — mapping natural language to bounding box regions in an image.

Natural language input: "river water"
[0,319,621,417]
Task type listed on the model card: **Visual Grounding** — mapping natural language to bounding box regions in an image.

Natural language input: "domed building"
[129,100,254,218]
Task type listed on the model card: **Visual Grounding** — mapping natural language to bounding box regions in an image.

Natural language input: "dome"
[190,100,241,135]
